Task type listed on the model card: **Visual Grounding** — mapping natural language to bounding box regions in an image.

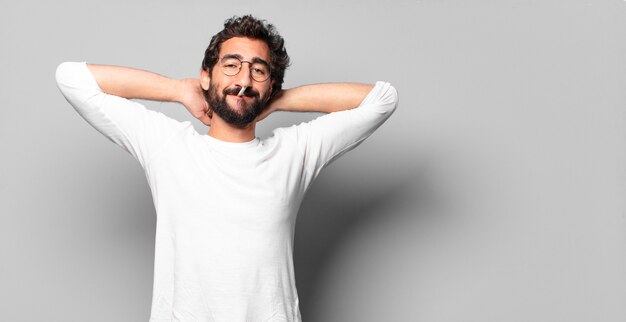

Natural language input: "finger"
[199,114,211,126]
[197,111,211,126]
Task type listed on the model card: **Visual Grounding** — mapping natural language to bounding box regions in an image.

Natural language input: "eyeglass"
[219,55,271,82]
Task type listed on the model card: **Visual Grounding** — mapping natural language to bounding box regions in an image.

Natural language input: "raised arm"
[86,64,211,125]
[56,62,208,167]
[269,81,398,187]
[258,83,374,121]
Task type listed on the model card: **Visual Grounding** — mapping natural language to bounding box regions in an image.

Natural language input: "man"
[56,15,397,322]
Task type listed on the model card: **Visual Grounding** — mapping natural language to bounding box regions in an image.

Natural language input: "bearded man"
[56,15,398,322]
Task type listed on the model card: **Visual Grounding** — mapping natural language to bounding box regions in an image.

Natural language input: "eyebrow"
[222,53,270,67]
[251,57,270,67]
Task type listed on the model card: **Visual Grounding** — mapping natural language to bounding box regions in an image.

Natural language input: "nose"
[235,62,253,88]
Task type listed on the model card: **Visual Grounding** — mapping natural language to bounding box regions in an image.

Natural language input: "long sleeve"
[294,81,399,184]
[55,61,191,168]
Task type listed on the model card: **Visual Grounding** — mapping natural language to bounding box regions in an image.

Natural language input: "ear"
[200,69,211,91]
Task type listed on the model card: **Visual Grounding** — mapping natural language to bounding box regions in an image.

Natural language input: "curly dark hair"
[202,15,290,98]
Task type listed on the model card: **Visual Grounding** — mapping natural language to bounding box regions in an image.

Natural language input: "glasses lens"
[250,63,270,82]
[221,57,241,76]
[220,57,271,81]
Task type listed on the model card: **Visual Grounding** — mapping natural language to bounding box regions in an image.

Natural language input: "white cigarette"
[237,86,247,97]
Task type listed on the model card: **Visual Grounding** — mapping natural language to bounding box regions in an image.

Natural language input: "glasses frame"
[218,56,271,82]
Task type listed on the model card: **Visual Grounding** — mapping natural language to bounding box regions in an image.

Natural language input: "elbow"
[55,62,69,82]
[55,62,74,90]
[378,82,399,115]
[55,61,103,105]
[359,81,399,116]
[387,84,399,114]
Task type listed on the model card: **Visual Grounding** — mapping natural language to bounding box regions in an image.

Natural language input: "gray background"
[1,0,625,321]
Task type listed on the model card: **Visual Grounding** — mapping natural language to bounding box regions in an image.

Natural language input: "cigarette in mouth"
[237,86,247,97]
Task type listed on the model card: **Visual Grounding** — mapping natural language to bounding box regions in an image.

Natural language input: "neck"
[207,115,257,143]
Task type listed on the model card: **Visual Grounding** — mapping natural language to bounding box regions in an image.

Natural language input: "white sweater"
[56,61,398,322]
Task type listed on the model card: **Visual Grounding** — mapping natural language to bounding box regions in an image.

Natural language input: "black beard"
[205,83,267,128]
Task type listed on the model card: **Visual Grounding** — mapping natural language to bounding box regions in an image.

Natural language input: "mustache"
[223,86,259,98]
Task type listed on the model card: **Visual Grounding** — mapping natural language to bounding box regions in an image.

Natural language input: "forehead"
[219,37,270,62]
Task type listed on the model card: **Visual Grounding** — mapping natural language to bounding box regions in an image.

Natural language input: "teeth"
[237,87,247,97]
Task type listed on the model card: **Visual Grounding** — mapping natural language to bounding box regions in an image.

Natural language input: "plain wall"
[1,0,625,321]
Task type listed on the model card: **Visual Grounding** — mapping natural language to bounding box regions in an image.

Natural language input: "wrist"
[171,79,186,104]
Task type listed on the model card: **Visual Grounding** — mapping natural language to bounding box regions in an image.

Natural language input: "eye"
[251,64,268,75]
[221,57,241,69]
[253,68,267,75]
